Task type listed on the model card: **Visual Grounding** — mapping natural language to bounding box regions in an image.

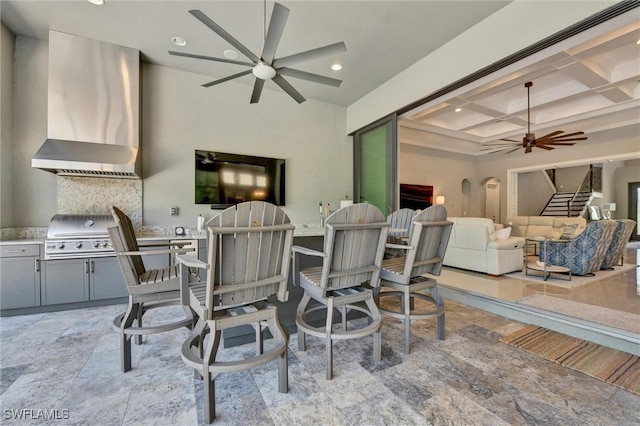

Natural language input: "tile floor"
[1,297,638,425]
[1,244,638,425]
[438,244,640,319]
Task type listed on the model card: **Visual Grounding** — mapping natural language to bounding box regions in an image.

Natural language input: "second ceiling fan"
[169,2,346,104]
[483,81,588,154]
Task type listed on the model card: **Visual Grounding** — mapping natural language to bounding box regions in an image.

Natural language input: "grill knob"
[56,243,65,249]
[102,241,110,248]
[75,242,83,249]
[92,241,100,248]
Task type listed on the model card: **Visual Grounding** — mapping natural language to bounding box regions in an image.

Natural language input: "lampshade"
[435,195,445,205]
[602,203,616,212]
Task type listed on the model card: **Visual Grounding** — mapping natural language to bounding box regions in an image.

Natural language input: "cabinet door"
[0,257,40,309]
[41,259,89,305]
[90,257,128,300]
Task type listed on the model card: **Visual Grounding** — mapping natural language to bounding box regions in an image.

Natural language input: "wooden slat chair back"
[204,201,294,311]
[177,201,294,423]
[110,206,146,286]
[387,208,416,237]
[293,203,389,379]
[108,206,193,372]
[378,205,453,354]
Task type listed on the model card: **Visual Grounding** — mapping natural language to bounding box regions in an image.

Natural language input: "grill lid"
[47,214,115,239]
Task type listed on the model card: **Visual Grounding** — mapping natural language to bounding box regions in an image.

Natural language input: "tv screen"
[195,150,286,208]
[399,183,433,210]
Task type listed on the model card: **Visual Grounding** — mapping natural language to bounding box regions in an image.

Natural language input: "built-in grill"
[45,214,116,260]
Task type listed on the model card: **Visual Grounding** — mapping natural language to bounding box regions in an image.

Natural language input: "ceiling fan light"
[252,64,276,80]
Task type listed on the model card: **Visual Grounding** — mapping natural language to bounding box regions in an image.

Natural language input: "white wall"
[11,36,53,226]
[0,24,15,227]
[141,64,350,226]
[398,143,477,217]
[6,35,351,227]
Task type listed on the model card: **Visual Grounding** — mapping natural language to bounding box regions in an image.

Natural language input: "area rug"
[501,325,640,395]
[517,294,640,335]
[506,262,637,288]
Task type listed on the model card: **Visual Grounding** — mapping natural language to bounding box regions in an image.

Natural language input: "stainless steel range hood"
[32,31,141,179]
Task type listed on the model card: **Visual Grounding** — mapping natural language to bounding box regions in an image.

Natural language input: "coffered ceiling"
[400,17,640,156]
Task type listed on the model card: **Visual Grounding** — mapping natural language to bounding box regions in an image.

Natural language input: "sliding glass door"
[353,115,397,216]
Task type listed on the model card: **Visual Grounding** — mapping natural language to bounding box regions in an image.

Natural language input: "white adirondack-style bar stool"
[108,206,195,372]
[176,201,294,423]
[292,203,389,380]
[377,205,453,354]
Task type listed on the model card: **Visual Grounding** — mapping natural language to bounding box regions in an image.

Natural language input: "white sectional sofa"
[504,216,587,239]
[443,217,525,275]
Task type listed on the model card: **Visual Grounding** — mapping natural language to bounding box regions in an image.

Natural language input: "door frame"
[629,182,639,240]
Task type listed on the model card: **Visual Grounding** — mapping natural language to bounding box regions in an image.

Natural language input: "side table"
[525,237,572,281]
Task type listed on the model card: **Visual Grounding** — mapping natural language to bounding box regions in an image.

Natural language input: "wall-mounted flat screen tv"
[399,183,433,210]
[195,150,286,208]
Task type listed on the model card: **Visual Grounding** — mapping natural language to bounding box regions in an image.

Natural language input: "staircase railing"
[567,167,597,217]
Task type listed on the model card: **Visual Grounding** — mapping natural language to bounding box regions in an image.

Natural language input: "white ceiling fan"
[169,2,347,104]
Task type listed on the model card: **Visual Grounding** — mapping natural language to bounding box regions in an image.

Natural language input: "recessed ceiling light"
[87,0,104,5]
[636,39,640,45]
[331,63,342,71]
[223,49,239,59]
[455,107,462,112]
[171,36,187,47]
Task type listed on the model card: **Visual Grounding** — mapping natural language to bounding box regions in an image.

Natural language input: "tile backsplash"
[57,176,143,226]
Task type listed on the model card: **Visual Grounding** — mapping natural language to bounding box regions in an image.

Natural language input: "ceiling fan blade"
[168,51,255,67]
[549,131,585,139]
[278,68,342,87]
[545,142,578,146]
[272,42,347,68]
[250,78,265,104]
[548,137,588,142]
[537,144,554,151]
[498,138,521,143]
[481,143,518,149]
[505,146,522,154]
[189,10,260,63]
[201,69,253,87]
[272,74,306,103]
[261,3,289,64]
[536,130,564,140]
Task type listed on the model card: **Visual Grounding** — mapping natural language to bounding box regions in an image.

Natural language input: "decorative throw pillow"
[547,229,563,239]
[495,226,511,240]
[560,223,579,240]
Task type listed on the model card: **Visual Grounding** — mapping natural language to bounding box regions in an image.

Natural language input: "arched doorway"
[484,177,501,223]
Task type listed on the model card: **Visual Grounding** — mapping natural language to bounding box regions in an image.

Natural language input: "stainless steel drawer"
[0,244,41,258]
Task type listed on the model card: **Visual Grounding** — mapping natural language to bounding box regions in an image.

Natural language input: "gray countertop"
[0,224,324,246]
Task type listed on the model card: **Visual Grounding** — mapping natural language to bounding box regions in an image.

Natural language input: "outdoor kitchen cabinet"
[41,257,128,305]
[0,244,41,309]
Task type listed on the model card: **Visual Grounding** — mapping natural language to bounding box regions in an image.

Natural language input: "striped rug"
[501,325,640,395]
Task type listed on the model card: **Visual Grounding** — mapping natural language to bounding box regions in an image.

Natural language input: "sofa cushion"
[495,226,511,240]
[452,224,489,251]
